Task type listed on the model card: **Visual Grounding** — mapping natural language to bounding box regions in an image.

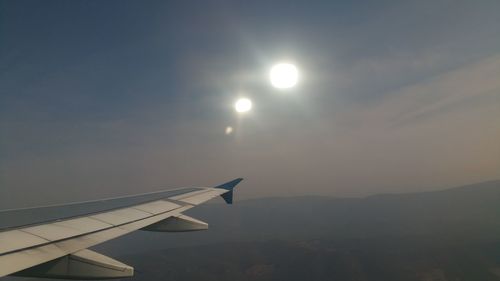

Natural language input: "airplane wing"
[0,178,243,279]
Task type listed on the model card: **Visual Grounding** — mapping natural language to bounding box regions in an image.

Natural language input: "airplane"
[0,178,243,279]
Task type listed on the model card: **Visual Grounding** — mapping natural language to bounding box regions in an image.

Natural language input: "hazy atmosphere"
[1,0,499,208]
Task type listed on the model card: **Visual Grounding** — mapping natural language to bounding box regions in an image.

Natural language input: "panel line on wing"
[17,230,52,242]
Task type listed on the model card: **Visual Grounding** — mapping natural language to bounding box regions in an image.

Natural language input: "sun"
[270,63,298,89]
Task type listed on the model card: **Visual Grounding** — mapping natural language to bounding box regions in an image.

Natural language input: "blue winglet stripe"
[215,178,243,191]
[215,178,243,204]
[221,190,233,204]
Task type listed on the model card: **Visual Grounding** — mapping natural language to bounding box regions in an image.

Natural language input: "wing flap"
[132,200,181,214]
[89,207,152,226]
[55,217,112,232]
[22,217,113,242]
[141,214,208,232]
[0,244,67,277]
[0,230,48,254]
[14,249,133,279]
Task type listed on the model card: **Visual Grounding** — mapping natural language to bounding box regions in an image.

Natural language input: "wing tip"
[214,178,244,191]
[215,178,243,204]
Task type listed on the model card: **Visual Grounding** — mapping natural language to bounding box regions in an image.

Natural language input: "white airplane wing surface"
[0,178,243,279]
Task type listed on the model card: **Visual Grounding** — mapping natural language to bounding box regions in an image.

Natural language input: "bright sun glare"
[234,98,252,113]
[270,63,298,89]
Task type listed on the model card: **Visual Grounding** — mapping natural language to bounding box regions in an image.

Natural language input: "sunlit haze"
[0,1,499,207]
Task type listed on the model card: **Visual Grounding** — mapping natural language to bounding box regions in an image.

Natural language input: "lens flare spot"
[234,98,252,113]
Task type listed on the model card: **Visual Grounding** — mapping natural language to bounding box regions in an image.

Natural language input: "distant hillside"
[194,180,500,240]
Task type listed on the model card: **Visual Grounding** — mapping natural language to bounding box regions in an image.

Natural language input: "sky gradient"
[1,0,499,208]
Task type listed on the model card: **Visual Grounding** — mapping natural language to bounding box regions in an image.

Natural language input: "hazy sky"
[1,0,499,207]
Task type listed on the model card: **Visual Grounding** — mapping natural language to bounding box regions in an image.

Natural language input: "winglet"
[215,178,243,204]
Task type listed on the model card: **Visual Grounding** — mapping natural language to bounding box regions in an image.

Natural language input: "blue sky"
[1,0,499,206]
